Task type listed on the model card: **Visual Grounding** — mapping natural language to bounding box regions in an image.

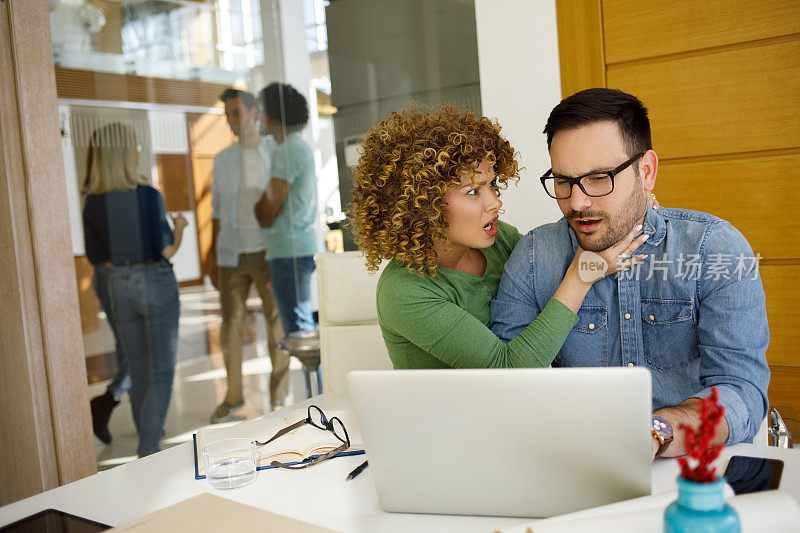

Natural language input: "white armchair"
[315,251,393,396]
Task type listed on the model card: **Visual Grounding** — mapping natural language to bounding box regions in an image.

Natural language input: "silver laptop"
[347,368,652,518]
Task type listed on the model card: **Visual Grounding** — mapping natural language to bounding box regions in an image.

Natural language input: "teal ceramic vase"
[664,476,740,533]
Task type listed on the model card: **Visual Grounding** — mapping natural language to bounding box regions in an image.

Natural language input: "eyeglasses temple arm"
[255,418,307,446]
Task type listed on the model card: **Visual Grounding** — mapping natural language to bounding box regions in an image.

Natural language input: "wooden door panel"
[187,112,233,275]
[188,113,234,157]
[192,156,215,269]
[157,153,192,212]
[607,38,800,159]
[656,153,800,260]
[74,256,99,334]
[603,0,800,64]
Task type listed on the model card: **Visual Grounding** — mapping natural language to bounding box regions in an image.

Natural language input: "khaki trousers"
[218,251,289,408]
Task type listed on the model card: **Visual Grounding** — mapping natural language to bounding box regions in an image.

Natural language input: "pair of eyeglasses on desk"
[255,405,350,470]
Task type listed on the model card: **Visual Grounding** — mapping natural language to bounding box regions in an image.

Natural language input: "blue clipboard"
[192,433,365,480]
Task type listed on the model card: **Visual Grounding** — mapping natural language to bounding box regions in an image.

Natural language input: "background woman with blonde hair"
[82,122,186,456]
[349,106,648,369]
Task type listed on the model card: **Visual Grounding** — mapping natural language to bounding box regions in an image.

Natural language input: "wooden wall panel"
[554,0,605,98]
[558,0,800,417]
[769,366,800,410]
[656,153,800,260]
[603,0,800,64]
[55,67,230,109]
[0,0,96,505]
[760,265,800,367]
[607,38,800,160]
[0,8,57,500]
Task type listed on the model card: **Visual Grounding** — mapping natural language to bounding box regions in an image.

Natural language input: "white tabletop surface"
[1,394,798,532]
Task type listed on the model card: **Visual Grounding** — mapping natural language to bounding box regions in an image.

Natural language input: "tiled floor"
[85,285,309,470]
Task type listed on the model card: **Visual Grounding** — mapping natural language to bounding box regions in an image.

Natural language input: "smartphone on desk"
[0,509,110,533]
[723,455,784,495]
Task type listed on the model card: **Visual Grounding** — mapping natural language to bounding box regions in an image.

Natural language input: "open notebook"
[193,408,364,479]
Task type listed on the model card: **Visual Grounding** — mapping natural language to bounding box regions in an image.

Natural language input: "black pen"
[346,460,368,481]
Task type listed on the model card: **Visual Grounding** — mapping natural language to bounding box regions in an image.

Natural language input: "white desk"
[1,394,798,532]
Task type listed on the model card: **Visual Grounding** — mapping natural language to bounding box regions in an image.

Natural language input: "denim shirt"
[490,206,770,445]
[211,137,276,267]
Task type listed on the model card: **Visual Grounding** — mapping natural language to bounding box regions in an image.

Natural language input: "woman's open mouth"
[483,218,498,237]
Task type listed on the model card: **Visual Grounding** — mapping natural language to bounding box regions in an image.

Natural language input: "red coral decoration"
[676,387,726,483]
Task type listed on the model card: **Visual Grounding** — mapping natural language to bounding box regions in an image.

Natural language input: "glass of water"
[202,438,257,489]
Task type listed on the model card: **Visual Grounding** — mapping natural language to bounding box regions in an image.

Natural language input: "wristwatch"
[651,415,674,457]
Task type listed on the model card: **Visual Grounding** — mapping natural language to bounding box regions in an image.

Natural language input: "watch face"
[652,415,673,438]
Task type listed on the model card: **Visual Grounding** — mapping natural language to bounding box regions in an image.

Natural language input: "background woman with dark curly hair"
[348,106,648,369]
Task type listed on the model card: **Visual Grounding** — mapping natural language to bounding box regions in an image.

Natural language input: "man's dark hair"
[543,88,652,157]
[220,88,257,110]
[259,82,309,130]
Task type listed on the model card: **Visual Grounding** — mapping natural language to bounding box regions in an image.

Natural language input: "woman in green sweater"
[347,106,648,369]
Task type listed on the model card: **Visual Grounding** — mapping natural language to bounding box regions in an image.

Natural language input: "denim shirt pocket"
[563,306,607,366]
[641,299,698,371]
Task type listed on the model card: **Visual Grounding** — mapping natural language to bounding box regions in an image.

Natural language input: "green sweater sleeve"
[378,279,578,368]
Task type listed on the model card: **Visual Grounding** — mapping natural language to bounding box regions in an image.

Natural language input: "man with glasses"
[490,88,769,459]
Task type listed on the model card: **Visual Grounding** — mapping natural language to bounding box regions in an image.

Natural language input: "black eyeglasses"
[540,152,644,200]
[255,405,350,470]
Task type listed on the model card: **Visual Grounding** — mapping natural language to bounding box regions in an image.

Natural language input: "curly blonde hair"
[347,105,519,276]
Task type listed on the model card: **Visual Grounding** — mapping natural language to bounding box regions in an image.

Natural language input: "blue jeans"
[93,275,132,401]
[267,255,316,334]
[94,261,180,455]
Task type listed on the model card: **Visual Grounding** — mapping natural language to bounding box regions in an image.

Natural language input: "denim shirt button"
[627,362,634,367]
[588,323,595,330]
[649,314,655,321]
[624,313,631,319]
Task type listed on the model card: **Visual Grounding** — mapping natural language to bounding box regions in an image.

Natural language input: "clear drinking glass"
[202,438,257,489]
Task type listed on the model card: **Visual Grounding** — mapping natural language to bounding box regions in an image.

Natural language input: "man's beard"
[567,182,647,252]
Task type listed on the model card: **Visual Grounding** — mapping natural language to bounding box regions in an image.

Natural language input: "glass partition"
[48,0,480,466]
